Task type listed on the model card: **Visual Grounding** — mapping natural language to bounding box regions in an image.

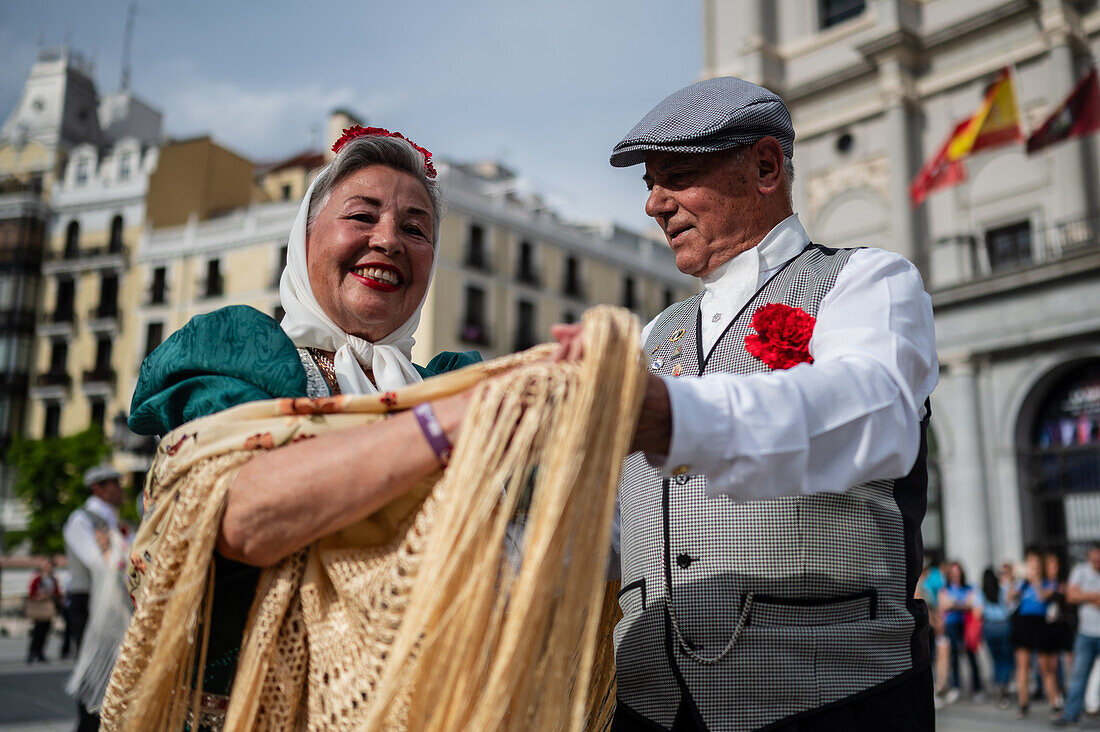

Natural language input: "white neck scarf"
[278,170,435,394]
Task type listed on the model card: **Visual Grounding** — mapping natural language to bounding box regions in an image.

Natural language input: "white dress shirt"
[611,214,938,557]
[63,496,120,594]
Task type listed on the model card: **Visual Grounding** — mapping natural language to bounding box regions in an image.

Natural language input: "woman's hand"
[218,388,477,567]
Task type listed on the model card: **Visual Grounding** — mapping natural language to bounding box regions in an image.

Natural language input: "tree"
[5,427,112,555]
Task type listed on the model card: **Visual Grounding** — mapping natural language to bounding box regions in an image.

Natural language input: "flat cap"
[84,464,121,488]
[610,76,794,167]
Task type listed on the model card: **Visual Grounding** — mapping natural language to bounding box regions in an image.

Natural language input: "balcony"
[516,266,541,288]
[42,244,127,275]
[458,323,491,346]
[86,305,121,332]
[35,371,71,388]
[932,213,1100,305]
[82,367,116,388]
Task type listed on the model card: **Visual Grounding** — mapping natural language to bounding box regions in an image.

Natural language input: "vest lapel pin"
[672,346,682,359]
[672,364,683,377]
[650,344,660,355]
[651,357,664,371]
[669,328,685,343]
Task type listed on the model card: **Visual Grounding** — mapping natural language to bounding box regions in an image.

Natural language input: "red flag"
[910,120,971,207]
[1027,67,1100,154]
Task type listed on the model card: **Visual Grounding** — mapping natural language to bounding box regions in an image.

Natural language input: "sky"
[0,0,702,232]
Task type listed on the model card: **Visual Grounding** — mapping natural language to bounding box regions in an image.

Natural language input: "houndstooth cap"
[610,76,794,168]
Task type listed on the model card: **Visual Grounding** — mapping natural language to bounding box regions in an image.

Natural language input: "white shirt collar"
[85,495,119,526]
[700,213,809,290]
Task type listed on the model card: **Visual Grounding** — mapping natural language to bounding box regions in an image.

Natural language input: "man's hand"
[551,323,673,456]
[631,374,672,456]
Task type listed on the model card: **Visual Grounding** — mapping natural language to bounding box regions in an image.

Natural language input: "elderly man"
[558,77,938,731]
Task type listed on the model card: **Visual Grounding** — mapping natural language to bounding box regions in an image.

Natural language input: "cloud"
[157,66,407,160]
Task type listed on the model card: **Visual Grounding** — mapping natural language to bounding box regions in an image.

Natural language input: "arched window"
[1019,360,1100,559]
[109,214,124,253]
[64,220,80,258]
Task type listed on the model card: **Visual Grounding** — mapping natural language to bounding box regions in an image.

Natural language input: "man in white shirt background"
[1054,543,1100,727]
[555,76,937,731]
[62,465,124,659]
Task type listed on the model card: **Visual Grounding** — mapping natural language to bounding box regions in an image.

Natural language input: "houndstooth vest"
[613,244,930,731]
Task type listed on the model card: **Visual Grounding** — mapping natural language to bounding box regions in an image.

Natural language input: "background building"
[704,0,1100,572]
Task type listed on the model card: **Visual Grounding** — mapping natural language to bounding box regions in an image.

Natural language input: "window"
[563,255,583,297]
[517,240,538,285]
[273,305,285,322]
[281,184,292,201]
[514,299,537,352]
[466,224,488,269]
[97,274,119,317]
[75,157,89,186]
[562,309,578,324]
[986,221,1033,272]
[49,341,68,374]
[64,220,80,258]
[622,275,637,311]
[663,287,675,310]
[108,215,124,253]
[44,402,61,438]
[204,259,224,298]
[94,336,113,374]
[118,151,133,181]
[90,398,106,432]
[273,246,288,288]
[144,321,164,359]
[819,0,865,28]
[150,267,167,304]
[461,285,489,344]
[54,278,75,322]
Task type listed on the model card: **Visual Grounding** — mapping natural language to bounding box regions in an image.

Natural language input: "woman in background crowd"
[940,561,983,701]
[1045,550,1076,706]
[25,558,61,663]
[1010,547,1060,718]
[979,565,1015,707]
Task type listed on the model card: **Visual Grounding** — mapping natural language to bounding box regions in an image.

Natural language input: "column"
[938,360,993,574]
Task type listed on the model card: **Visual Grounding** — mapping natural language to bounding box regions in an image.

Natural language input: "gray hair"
[306,134,445,245]
[727,145,795,208]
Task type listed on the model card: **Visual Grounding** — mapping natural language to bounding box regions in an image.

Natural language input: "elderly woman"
[114,128,482,727]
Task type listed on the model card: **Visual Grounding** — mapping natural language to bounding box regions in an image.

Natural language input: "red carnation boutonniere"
[744,303,816,370]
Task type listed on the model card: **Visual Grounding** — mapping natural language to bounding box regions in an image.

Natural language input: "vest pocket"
[617,578,647,615]
[748,588,877,627]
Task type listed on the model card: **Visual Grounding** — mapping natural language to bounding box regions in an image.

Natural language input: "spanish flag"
[946,67,1024,160]
[909,120,970,206]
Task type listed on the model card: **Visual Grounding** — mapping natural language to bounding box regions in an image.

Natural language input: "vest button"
[676,553,696,569]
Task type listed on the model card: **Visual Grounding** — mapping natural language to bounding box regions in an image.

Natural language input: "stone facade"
[703,0,1100,572]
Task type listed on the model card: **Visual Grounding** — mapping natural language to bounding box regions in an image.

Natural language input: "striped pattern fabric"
[610,76,795,168]
[614,245,926,731]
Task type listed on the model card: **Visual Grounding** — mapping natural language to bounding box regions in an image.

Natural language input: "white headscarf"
[279,168,438,394]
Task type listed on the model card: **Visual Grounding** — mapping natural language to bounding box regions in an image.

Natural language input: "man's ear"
[753,136,784,195]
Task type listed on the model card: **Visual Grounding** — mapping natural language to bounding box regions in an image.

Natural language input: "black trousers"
[63,592,89,657]
[27,620,51,661]
[613,667,934,732]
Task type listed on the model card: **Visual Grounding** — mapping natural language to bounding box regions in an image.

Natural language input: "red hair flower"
[332,125,437,179]
[744,303,816,370]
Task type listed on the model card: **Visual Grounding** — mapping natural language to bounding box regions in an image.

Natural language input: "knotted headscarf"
[278,169,438,394]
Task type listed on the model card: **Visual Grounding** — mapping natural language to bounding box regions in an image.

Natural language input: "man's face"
[92,479,123,508]
[642,148,764,278]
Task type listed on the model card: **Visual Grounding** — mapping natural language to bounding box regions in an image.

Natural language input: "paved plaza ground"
[0,631,1083,731]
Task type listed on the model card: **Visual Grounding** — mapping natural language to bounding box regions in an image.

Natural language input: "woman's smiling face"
[306,165,435,341]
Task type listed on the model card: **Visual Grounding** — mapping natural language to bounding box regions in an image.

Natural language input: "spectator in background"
[918,563,950,705]
[25,558,61,663]
[1045,551,1076,698]
[1010,547,1060,718]
[978,566,1014,707]
[1053,543,1100,728]
[62,465,125,658]
[940,561,982,702]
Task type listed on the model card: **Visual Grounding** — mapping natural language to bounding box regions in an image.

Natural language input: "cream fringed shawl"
[101,306,641,731]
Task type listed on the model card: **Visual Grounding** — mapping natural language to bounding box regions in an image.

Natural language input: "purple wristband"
[412,402,453,467]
